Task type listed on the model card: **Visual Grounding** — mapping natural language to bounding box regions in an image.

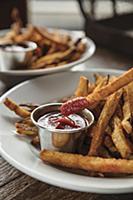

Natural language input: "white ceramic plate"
[1,69,133,194]
[0,29,95,86]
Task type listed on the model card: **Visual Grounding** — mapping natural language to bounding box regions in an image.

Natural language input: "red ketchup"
[38,111,87,130]
[60,97,89,116]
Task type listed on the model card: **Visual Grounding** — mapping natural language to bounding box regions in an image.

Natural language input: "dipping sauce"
[38,111,88,131]
[0,43,29,51]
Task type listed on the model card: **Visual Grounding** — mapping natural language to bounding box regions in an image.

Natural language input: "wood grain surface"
[0,48,133,200]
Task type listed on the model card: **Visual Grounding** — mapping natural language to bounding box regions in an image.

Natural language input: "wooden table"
[1,48,133,200]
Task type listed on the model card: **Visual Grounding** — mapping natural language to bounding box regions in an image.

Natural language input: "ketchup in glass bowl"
[31,103,94,152]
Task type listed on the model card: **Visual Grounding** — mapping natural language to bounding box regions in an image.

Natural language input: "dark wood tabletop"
[1,47,133,200]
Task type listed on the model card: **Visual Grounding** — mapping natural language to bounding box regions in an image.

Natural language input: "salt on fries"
[4,68,133,176]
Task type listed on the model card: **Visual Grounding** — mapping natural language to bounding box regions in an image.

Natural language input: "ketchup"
[38,111,87,130]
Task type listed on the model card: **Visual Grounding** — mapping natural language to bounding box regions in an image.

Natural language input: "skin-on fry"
[127,81,133,117]
[104,135,119,156]
[31,136,40,149]
[61,68,133,115]
[86,68,133,108]
[32,47,75,68]
[15,117,38,136]
[88,90,122,156]
[112,116,133,158]
[75,76,88,97]
[34,26,69,47]
[122,87,132,134]
[4,98,30,118]
[14,25,34,43]
[94,73,104,86]
[40,150,133,174]
[16,122,38,136]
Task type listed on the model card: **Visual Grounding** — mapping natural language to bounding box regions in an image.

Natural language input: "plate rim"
[1,68,133,194]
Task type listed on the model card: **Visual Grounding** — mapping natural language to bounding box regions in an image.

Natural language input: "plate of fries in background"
[0,23,95,86]
[0,68,133,194]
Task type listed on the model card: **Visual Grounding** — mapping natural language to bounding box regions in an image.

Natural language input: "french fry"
[15,117,38,136]
[93,75,109,92]
[122,87,132,134]
[88,90,122,156]
[94,73,104,86]
[75,76,88,97]
[112,116,133,158]
[88,82,95,94]
[31,47,75,69]
[16,122,38,136]
[86,68,133,108]
[128,81,133,117]
[61,69,133,116]
[104,135,119,156]
[34,26,69,47]
[14,25,34,43]
[31,136,40,149]
[4,98,30,118]
[40,150,133,174]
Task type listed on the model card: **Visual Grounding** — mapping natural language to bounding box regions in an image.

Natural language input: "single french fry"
[88,90,122,156]
[93,75,109,93]
[122,87,132,134]
[31,136,40,149]
[127,81,133,117]
[88,82,95,94]
[15,120,38,136]
[104,135,119,155]
[14,25,34,43]
[40,150,133,174]
[99,146,111,158]
[4,98,30,118]
[75,76,88,97]
[94,73,104,86]
[112,116,132,158]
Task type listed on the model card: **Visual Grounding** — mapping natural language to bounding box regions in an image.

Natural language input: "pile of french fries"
[0,22,86,69]
[4,68,133,176]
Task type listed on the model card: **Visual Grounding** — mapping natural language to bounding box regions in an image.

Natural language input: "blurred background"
[0,0,133,30]
[0,0,133,70]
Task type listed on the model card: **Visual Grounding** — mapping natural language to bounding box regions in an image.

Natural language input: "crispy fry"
[4,98,30,118]
[88,90,122,156]
[75,76,88,97]
[15,119,38,136]
[88,82,95,94]
[33,47,75,65]
[104,135,119,156]
[86,68,133,108]
[128,81,133,117]
[122,86,132,134]
[61,69,133,116]
[14,25,34,43]
[94,73,104,86]
[40,150,133,174]
[16,124,38,136]
[93,75,109,93]
[34,26,69,47]
[31,136,40,149]
[112,116,133,158]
